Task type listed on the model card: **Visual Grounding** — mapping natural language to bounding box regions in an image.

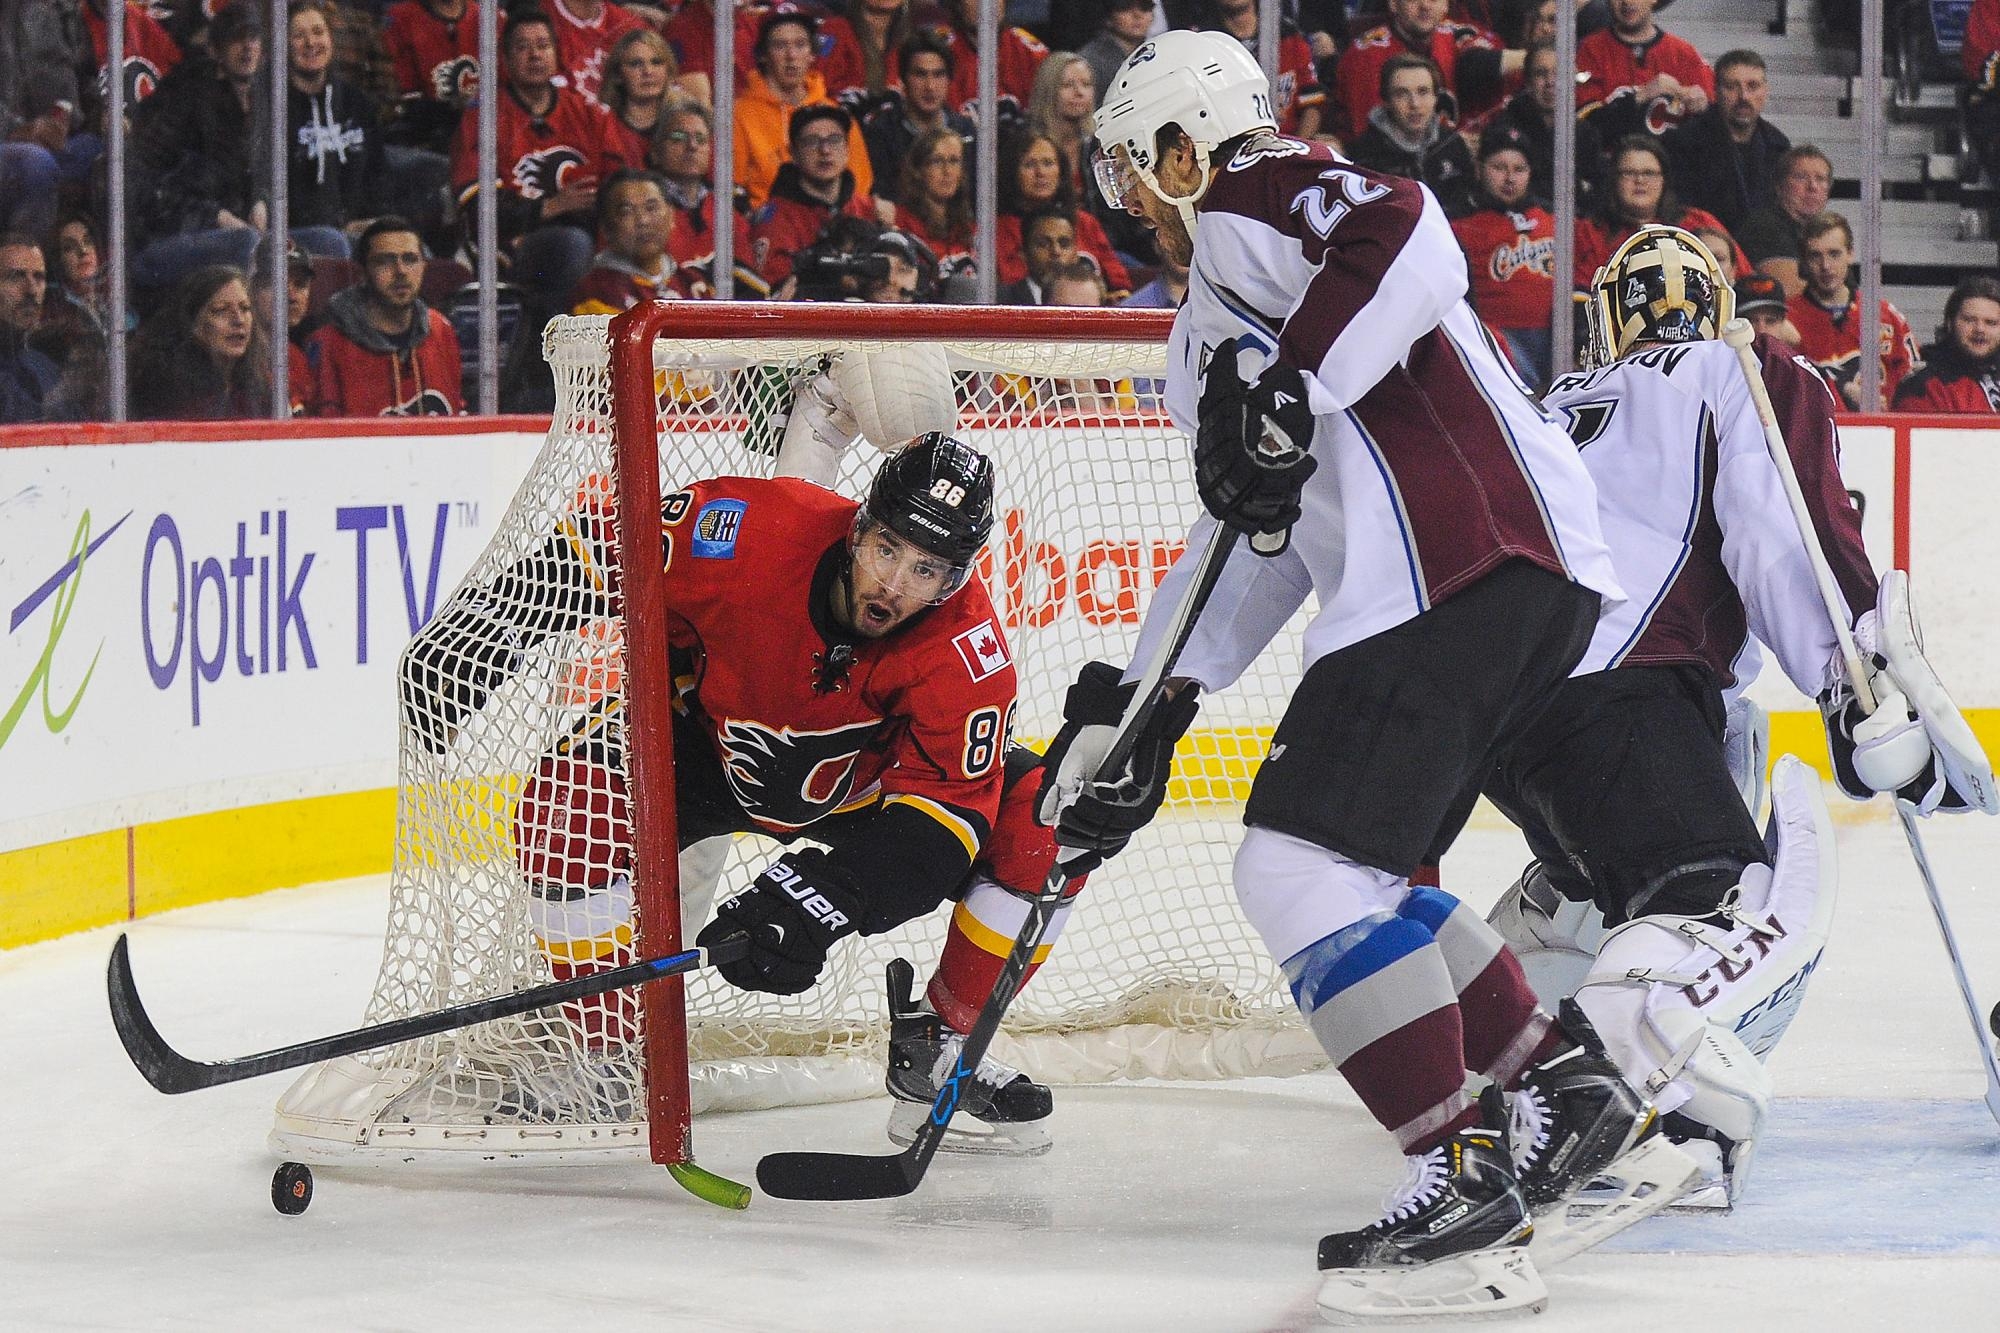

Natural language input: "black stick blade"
[756,1149,921,1201]
[106,935,218,1094]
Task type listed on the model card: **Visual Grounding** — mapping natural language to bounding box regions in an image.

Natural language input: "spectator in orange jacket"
[734,10,874,209]
[309,217,463,415]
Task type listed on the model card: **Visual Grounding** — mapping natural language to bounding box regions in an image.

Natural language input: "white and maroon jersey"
[1543,335,1878,693]
[1137,136,1623,690]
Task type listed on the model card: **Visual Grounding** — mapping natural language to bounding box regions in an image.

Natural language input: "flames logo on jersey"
[1641,93,1694,136]
[97,58,167,108]
[430,56,480,108]
[512,147,590,200]
[715,717,883,830]
[383,388,458,417]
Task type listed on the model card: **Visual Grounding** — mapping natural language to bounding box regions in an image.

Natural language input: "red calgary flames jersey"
[1333,21,1503,142]
[1451,205,1556,329]
[1786,292,1918,404]
[650,476,1015,847]
[384,0,481,106]
[449,84,629,203]
[546,0,651,107]
[1576,28,1714,131]
[84,3,181,107]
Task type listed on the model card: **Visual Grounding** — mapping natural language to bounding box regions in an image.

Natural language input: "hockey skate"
[882,959,1053,1156]
[1506,1000,1699,1264]
[1316,1088,1546,1323]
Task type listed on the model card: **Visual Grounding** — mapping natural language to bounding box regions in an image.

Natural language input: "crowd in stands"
[5,0,2000,422]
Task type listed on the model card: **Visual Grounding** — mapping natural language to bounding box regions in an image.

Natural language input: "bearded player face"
[840,521,955,637]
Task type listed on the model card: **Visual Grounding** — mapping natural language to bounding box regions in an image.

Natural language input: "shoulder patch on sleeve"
[691,498,747,559]
[951,618,1011,682]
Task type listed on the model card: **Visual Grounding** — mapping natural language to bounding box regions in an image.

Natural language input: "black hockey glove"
[697,849,866,996]
[1034,662,1200,875]
[1195,337,1318,554]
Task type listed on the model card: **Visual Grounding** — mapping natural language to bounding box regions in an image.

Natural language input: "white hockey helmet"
[1090,30,1279,229]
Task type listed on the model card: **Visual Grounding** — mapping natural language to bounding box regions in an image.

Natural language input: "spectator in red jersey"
[652,93,768,297]
[928,0,1048,126]
[545,0,651,109]
[309,215,463,416]
[1332,0,1515,144]
[1661,49,1789,233]
[1732,271,1802,348]
[600,28,679,169]
[995,131,1129,295]
[1964,0,2000,183]
[81,0,183,113]
[997,206,1082,305]
[863,31,974,203]
[820,0,914,113]
[285,2,387,238]
[1486,41,1605,209]
[660,0,766,105]
[1080,0,1156,110]
[1894,274,2000,414]
[1347,53,1476,217]
[750,103,888,291]
[1572,134,1735,289]
[569,168,705,309]
[893,125,973,269]
[1199,0,1326,138]
[1575,0,1712,140]
[1450,124,1555,388]
[449,9,630,306]
[1734,145,1832,297]
[734,10,875,209]
[383,0,479,154]
[1786,210,1918,411]
[1026,53,1099,197]
[129,264,270,420]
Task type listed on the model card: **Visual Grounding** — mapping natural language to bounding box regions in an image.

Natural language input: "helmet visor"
[849,517,972,606]
[1091,143,1145,216]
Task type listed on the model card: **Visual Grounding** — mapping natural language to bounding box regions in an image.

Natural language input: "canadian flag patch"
[952,619,1011,682]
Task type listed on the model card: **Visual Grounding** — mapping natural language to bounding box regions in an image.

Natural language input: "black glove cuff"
[1063,660,1135,726]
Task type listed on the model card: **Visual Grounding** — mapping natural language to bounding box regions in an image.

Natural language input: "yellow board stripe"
[952,900,1055,964]
[7,709,1999,953]
[884,793,981,860]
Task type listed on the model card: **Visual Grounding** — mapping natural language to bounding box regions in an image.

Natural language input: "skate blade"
[885,1099,1053,1157]
[1529,1135,1700,1266]
[1316,1246,1547,1324]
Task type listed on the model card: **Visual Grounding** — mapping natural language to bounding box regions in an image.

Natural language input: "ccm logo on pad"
[953,620,1010,681]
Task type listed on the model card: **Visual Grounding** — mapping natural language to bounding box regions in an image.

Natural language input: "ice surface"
[4,805,1998,1330]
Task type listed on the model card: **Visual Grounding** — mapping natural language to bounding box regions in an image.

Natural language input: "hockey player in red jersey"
[402,433,1070,1154]
[1066,30,1689,1320]
[1507,225,1995,1209]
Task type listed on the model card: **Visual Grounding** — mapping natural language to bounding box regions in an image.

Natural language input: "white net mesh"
[272,309,1323,1163]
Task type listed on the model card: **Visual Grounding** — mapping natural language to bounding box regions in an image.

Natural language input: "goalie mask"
[1586,224,1734,367]
[852,432,995,605]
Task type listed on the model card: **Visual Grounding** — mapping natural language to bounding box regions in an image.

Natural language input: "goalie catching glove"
[696,849,865,995]
[1034,662,1200,874]
[1819,570,1997,816]
[1194,337,1318,554]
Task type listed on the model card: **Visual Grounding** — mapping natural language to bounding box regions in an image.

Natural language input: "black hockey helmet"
[1586,224,1734,367]
[854,432,995,602]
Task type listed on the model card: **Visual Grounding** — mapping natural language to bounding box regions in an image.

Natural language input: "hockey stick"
[106,932,750,1095]
[756,520,1249,1200]
[1723,319,2000,1128]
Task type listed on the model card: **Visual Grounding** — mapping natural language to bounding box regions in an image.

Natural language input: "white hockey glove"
[1819,570,1997,815]
[774,366,861,486]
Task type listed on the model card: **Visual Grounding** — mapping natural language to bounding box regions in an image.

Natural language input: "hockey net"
[273,304,1321,1165]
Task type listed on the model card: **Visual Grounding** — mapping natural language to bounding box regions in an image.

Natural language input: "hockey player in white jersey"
[1490,224,1997,1207]
[1038,30,1696,1321]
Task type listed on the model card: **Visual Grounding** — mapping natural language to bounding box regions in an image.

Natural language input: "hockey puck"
[1990,1001,2000,1041]
[271,1162,314,1216]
